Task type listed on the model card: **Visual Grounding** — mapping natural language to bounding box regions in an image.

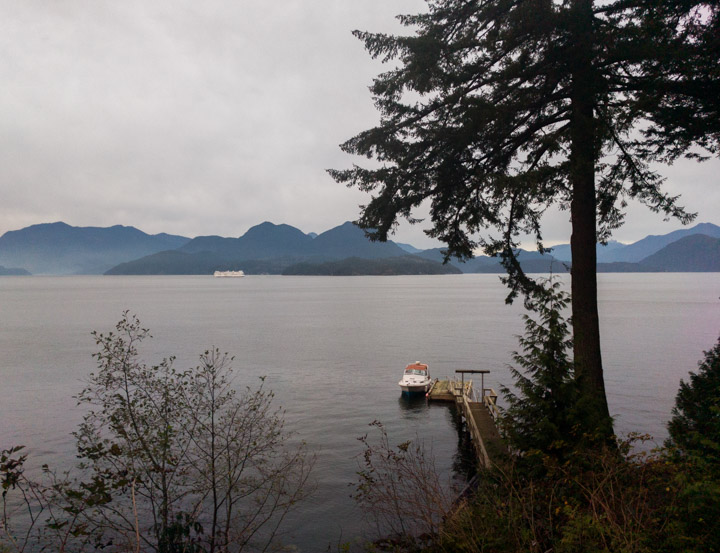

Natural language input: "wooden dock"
[426,378,472,401]
[427,370,506,468]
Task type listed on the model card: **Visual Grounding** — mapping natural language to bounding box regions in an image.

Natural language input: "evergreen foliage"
[348,338,720,552]
[668,336,720,469]
[635,1,720,158]
[331,0,719,438]
[435,437,683,553]
[502,280,580,460]
[664,336,720,552]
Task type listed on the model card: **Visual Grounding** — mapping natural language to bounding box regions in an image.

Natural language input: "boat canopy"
[404,362,428,373]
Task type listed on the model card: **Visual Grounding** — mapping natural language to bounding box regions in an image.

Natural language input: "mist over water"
[1,273,718,548]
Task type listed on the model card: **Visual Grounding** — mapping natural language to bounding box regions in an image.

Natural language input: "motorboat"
[398,361,431,395]
[213,270,245,277]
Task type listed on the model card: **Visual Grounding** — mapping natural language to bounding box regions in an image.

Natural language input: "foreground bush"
[437,436,678,553]
[435,336,720,553]
[1,313,313,553]
[354,421,454,548]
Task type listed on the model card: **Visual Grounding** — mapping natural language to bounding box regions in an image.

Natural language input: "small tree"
[502,280,582,461]
[667,336,720,468]
[2,313,313,553]
[181,350,313,552]
[664,337,720,553]
[354,421,452,547]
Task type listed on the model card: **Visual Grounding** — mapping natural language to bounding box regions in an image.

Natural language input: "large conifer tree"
[331,0,718,436]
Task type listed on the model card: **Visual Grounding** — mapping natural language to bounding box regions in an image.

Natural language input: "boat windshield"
[405,369,427,376]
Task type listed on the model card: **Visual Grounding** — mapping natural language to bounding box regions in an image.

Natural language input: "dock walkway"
[427,370,507,468]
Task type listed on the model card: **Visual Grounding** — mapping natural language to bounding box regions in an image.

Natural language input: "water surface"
[1,273,718,548]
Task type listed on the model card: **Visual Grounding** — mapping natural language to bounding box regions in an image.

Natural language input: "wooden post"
[455,369,490,402]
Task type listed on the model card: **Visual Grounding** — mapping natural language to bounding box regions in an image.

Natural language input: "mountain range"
[0,222,189,274]
[0,221,718,276]
[548,222,720,263]
[107,221,422,275]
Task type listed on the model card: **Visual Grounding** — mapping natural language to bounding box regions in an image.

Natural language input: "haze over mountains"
[0,221,718,276]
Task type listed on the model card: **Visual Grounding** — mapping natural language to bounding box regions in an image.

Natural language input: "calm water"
[1,274,719,548]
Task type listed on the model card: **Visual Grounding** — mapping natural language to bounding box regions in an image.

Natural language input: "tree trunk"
[569,0,613,437]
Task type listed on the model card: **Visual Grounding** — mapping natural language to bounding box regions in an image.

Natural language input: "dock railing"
[483,388,500,421]
[459,389,492,467]
[426,371,507,468]
[452,370,506,468]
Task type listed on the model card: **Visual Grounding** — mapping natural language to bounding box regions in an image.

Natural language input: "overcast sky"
[2,0,718,249]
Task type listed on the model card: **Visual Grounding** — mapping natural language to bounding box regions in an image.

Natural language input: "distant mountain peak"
[0,222,190,274]
[242,221,306,236]
[689,222,720,233]
[247,221,280,229]
[639,234,720,272]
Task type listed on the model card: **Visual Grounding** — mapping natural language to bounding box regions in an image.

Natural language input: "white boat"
[398,361,432,395]
[213,270,245,277]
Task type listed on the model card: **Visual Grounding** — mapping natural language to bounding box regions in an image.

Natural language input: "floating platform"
[426,378,472,401]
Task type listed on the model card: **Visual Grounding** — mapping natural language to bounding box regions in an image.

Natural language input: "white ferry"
[213,270,245,277]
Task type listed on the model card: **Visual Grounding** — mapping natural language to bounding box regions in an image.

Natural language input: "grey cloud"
[1,0,716,250]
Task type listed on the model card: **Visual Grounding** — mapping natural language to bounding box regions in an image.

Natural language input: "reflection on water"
[397,393,429,412]
[397,394,478,480]
[448,404,479,479]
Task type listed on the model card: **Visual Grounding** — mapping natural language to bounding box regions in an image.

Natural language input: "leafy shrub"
[1,313,314,553]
